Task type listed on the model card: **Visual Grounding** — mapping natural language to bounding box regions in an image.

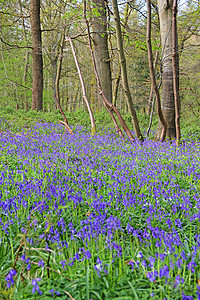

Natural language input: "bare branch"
[0,37,32,49]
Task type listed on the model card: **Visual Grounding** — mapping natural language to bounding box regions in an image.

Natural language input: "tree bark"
[172,0,181,142]
[30,0,43,111]
[147,0,167,141]
[92,0,112,103]
[156,0,175,138]
[111,0,143,141]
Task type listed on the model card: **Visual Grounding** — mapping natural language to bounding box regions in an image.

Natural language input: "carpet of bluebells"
[0,122,200,300]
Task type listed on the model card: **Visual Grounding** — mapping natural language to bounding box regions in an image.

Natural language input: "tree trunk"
[111,0,143,141]
[147,51,159,115]
[92,0,112,103]
[30,0,43,111]
[18,0,30,111]
[172,0,181,142]
[156,0,176,138]
[51,55,58,108]
[147,0,167,141]
[113,2,130,106]
[55,27,66,106]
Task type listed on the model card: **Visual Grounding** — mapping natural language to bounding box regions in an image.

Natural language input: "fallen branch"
[64,290,75,300]
[53,94,73,135]
[59,120,73,135]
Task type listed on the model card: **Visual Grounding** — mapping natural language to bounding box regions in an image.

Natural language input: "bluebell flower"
[32,278,42,295]
[182,293,194,300]
[60,260,66,269]
[38,259,44,267]
[49,289,60,297]
[84,250,91,260]
[21,254,26,261]
[5,269,17,289]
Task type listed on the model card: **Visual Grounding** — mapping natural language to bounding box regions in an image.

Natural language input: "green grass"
[0,106,199,140]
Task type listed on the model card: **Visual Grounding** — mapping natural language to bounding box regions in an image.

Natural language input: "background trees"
[0,0,199,138]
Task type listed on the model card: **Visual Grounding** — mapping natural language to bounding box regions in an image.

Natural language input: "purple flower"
[159,265,170,278]
[60,260,66,269]
[147,270,158,282]
[174,275,184,286]
[182,293,194,300]
[187,260,196,273]
[127,260,134,270]
[68,259,74,266]
[148,256,155,268]
[84,250,91,260]
[196,285,200,300]
[96,257,102,264]
[32,278,42,295]
[21,254,26,261]
[175,219,182,229]
[137,251,143,259]
[38,259,44,267]
[155,240,162,247]
[74,253,80,261]
[5,269,17,289]
[141,260,147,268]
[49,289,60,297]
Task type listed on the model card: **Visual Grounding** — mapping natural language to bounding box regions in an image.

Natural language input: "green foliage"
[0,108,199,141]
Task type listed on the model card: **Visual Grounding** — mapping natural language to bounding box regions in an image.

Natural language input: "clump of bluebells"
[31,278,42,295]
[5,269,17,289]
[0,122,200,299]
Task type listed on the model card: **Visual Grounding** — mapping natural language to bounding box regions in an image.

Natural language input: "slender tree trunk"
[18,0,30,110]
[67,37,96,135]
[90,72,96,112]
[156,0,176,138]
[111,0,143,141]
[147,0,167,141]
[30,0,43,111]
[55,27,66,106]
[113,2,130,106]
[172,0,181,142]
[147,51,159,115]
[113,68,121,106]
[51,55,58,107]
[92,0,112,103]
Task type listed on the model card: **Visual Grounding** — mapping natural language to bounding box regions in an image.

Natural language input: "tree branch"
[0,37,32,49]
